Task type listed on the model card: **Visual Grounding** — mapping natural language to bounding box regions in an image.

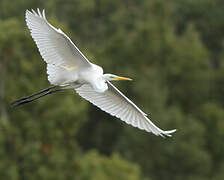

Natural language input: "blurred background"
[1,0,224,179]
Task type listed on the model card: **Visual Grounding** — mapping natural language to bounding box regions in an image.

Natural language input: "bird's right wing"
[75,82,176,137]
[25,9,91,70]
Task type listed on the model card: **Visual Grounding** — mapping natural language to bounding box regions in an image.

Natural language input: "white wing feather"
[76,82,176,137]
[25,9,91,70]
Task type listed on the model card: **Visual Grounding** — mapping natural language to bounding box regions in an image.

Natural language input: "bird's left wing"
[75,82,176,137]
[25,9,91,70]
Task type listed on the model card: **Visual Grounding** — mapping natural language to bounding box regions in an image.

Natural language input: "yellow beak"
[114,75,132,81]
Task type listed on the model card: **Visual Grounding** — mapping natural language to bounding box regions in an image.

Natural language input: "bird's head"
[103,74,132,81]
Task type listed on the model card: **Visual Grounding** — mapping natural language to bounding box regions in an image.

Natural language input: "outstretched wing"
[25,9,91,70]
[75,82,176,137]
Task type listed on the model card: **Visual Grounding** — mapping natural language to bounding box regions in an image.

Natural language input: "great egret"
[11,9,176,137]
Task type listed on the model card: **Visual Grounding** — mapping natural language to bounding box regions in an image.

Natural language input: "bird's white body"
[24,9,176,137]
[47,62,107,92]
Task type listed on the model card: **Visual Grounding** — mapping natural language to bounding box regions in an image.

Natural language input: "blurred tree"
[75,150,149,180]
[0,15,86,180]
[1,0,224,179]
[173,0,224,67]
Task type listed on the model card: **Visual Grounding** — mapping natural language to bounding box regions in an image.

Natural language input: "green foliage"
[1,0,224,179]
[75,150,148,180]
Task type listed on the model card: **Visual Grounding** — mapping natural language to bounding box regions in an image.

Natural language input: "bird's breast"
[78,64,107,92]
[92,79,108,93]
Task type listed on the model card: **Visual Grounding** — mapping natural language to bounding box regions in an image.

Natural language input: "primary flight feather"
[12,9,176,137]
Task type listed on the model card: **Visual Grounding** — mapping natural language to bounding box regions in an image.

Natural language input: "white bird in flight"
[12,9,176,137]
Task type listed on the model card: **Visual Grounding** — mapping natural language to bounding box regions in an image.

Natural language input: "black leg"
[11,86,59,107]
[12,89,63,107]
